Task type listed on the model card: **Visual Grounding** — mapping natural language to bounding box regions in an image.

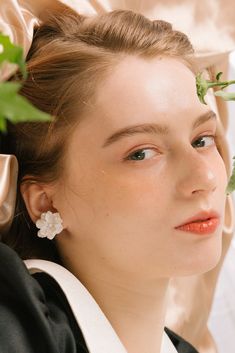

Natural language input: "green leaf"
[0,34,26,78]
[214,90,235,101]
[0,82,51,130]
[196,73,209,105]
[0,81,20,95]
[216,71,223,81]
[226,157,235,194]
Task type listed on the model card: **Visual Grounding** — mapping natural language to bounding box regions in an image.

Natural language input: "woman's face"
[54,56,227,279]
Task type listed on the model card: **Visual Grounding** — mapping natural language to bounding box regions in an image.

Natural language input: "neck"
[86,275,169,353]
[62,255,169,353]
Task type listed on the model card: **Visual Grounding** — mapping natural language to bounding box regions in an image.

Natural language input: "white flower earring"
[36,211,64,240]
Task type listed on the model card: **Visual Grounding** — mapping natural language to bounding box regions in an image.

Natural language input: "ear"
[20,181,57,223]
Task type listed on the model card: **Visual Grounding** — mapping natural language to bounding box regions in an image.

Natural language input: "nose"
[175,148,217,198]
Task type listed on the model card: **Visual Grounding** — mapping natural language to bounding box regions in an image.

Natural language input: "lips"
[175,211,220,235]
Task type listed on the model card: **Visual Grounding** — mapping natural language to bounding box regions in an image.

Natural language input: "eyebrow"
[102,110,217,148]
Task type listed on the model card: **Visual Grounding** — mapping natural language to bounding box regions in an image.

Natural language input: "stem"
[207,80,235,88]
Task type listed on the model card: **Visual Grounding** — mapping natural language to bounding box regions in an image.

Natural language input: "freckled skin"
[53,56,227,281]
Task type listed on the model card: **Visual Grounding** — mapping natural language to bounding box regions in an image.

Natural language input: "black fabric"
[0,243,84,353]
[164,327,199,353]
[0,242,198,353]
[32,272,89,353]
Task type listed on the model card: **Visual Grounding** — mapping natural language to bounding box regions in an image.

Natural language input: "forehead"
[90,56,203,132]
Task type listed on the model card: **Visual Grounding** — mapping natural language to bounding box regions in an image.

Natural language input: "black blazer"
[0,243,198,353]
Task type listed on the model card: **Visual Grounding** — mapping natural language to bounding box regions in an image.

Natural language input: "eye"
[125,148,158,161]
[192,135,215,148]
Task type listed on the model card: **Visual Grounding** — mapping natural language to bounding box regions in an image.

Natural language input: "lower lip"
[175,218,220,235]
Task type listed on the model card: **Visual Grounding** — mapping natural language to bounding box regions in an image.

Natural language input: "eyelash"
[124,134,217,162]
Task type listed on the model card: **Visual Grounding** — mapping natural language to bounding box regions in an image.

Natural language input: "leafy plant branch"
[0,34,51,132]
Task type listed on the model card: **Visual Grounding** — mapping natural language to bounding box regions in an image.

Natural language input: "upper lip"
[175,210,220,228]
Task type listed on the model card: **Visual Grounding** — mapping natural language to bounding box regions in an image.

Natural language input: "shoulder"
[0,243,88,353]
[0,243,199,353]
[165,327,199,353]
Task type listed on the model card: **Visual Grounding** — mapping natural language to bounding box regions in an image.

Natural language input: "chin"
[177,230,223,277]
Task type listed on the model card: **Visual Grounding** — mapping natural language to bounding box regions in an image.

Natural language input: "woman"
[0,6,228,353]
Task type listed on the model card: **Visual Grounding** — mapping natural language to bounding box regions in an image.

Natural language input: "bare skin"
[23,57,227,353]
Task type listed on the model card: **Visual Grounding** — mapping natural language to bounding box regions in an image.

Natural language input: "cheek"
[61,163,171,238]
[91,166,170,217]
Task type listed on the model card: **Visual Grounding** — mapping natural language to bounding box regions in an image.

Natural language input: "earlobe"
[20,182,55,223]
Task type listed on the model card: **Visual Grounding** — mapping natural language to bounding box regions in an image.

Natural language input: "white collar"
[25,259,178,353]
